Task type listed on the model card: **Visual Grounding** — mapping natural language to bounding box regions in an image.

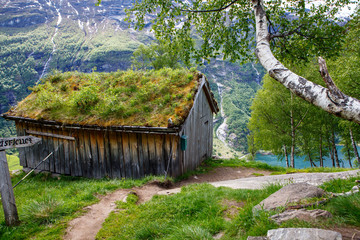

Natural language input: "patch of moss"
[8,68,201,127]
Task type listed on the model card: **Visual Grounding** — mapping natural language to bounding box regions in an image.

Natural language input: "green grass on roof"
[8,68,201,127]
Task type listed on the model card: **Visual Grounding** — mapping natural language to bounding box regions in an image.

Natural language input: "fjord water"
[255,146,357,169]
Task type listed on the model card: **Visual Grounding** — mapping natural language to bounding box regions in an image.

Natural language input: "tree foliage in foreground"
[107,0,360,123]
[248,17,360,168]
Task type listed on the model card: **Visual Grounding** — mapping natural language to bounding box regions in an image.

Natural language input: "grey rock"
[331,185,360,197]
[270,209,332,224]
[267,228,342,240]
[253,183,326,211]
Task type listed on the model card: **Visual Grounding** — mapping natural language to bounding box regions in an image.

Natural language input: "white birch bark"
[252,0,360,124]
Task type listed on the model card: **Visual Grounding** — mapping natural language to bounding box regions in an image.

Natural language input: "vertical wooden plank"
[155,134,164,175]
[47,127,55,173]
[37,125,49,172]
[69,134,76,176]
[28,125,39,169]
[186,112,193,172]
[104,131,112,178]
[90,131,100,178]
[109,131,120,178]
[63,138,70,175]
[83,130,93,178]
[24,122,34,169]
[129,133,140,178]
[15,122,26,168]
[171,136,180,177]
[96,131,106,178]
[195,93,201,167]
[147,134,157,175]
[57,130,66,175]
[141,134,149,176]
[164,135,171,176]
[33,124,45,172]
[117,132,125,178]
[51,128,60,174]
[136,134,144,178]
[72,130,82,177]
[77,130,87,177]
[122,133,132,178]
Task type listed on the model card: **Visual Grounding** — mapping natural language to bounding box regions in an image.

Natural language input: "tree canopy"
[96,0,360,124]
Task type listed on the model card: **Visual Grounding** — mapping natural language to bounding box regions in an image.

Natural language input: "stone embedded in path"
[270,209,332,224]
[267,228,342,240]
[253,183,326,212]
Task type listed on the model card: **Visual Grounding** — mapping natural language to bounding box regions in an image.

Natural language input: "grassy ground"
[0,173,167,240]
[0,157,357,239]
[6,154,22,172]
[97,176,360,240]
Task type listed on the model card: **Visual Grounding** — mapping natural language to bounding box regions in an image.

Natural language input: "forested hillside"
[0,0,263,151]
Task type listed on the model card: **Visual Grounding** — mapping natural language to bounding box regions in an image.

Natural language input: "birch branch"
[252,0,360,124]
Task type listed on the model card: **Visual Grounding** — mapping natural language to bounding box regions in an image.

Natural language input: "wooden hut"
[2,69,219,178]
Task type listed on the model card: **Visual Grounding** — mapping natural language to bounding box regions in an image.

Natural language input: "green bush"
[71,86,99,113]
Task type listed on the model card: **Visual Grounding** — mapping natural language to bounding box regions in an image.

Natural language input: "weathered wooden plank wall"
[14,122,182,179]
[180,78,214,176]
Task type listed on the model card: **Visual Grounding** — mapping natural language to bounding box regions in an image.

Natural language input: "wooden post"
[0,135,41,226]
[0,150,20,226]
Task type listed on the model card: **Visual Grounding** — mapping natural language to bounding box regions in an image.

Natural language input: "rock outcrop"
[253,183,326,212]
[270,209,332,224]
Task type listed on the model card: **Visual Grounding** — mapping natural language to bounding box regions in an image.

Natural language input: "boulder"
[267,228,342,240]
[270,209,332,224]
[253,183,326,212]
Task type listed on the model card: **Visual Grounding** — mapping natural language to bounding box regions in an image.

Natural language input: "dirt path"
[63,168,360,240]
[64,189,130,240]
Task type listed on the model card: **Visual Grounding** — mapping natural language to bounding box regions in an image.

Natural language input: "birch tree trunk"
[283,145,289,168]
[252,0,360,124]
[319,135,323,167]
[290,107,295,168]
[349,128,360,168]
[328,138,336,167]
[331,130,340,168]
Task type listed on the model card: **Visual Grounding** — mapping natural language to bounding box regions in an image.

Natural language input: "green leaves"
[126,0,355,64]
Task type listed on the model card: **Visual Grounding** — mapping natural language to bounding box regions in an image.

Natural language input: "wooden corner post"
[0,135,41,226]
[0,150,20,226]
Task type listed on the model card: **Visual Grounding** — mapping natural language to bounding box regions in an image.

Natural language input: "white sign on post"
[0,135,41,226]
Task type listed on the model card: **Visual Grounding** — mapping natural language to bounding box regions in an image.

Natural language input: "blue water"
[255,146,357,169]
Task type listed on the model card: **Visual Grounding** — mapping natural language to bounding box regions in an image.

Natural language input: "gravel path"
[210,169,360,189]
[158,169,360,195]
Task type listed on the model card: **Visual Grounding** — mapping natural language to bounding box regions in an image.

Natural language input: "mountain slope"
[0,0,263,152]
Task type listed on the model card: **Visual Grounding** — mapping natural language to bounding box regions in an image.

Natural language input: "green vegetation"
[248,15,360,168]
[98,176,360,239]
[0,158,357,239]
[7,68,199,127]
[131,40,192,70]
[7,154,22,172]
[97,183,283,239]
[0,172,166,240]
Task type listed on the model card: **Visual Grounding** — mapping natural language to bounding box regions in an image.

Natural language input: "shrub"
[71,86,99,113]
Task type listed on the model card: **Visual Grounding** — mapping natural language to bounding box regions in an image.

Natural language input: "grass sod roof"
[7,68,204,128]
